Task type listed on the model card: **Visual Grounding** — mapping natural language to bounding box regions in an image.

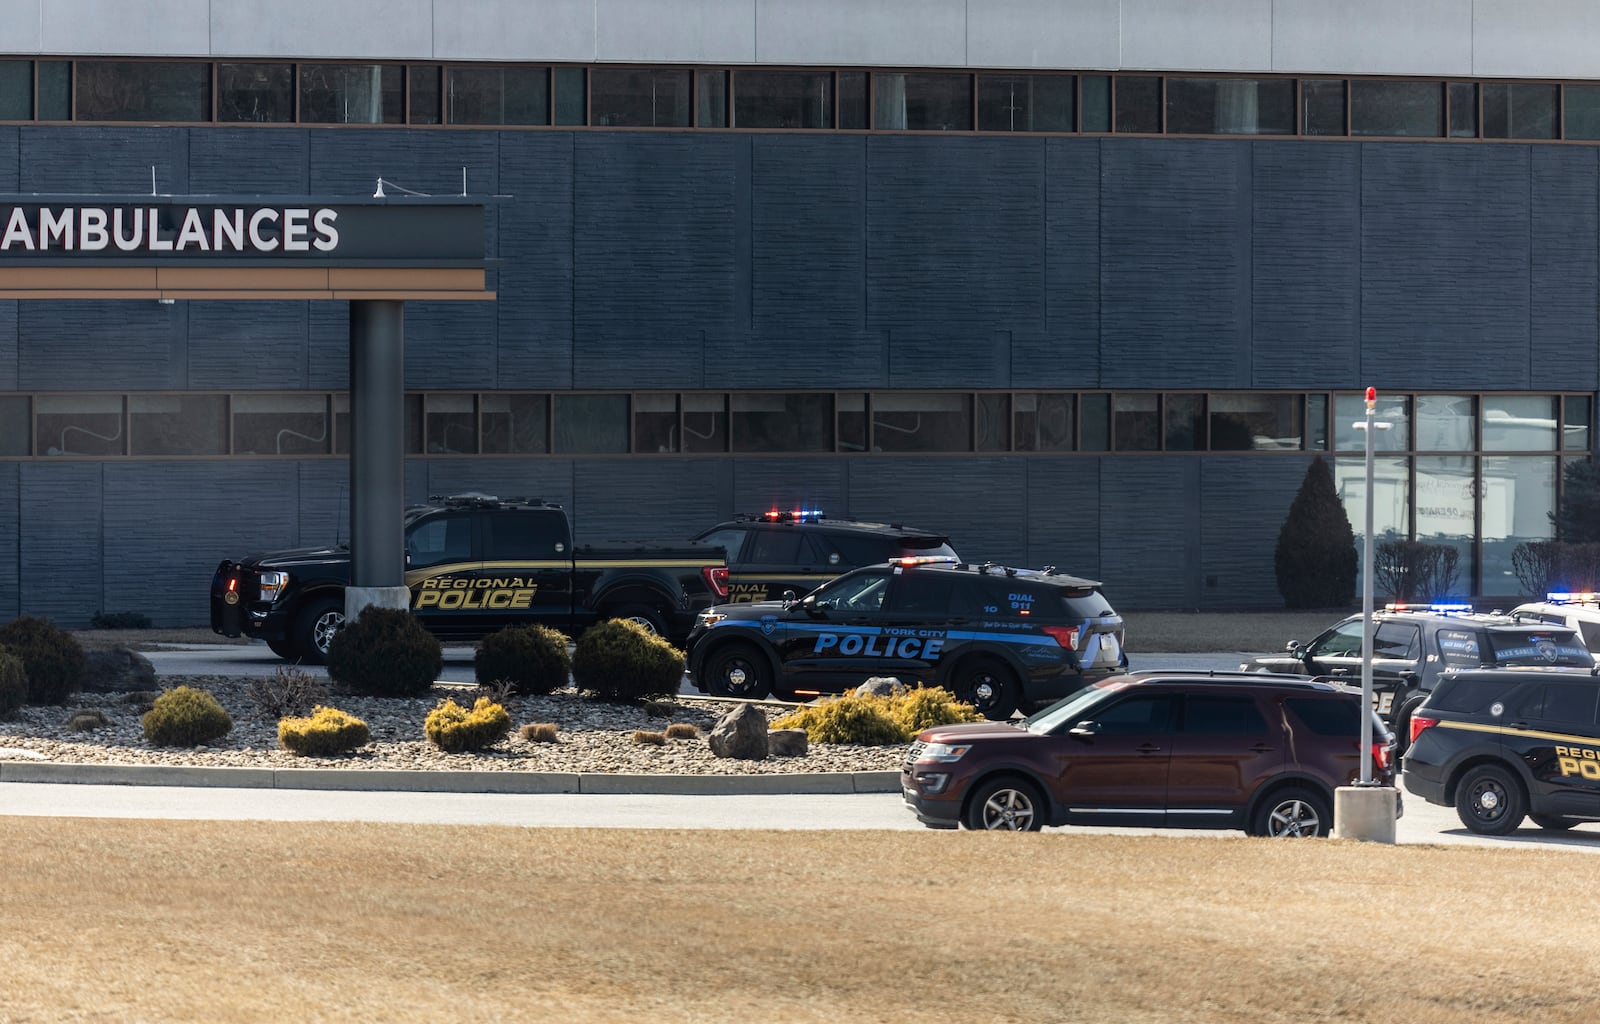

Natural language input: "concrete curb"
[0,761,902,796]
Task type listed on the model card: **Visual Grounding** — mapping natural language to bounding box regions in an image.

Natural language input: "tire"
[963,776,1045,831]
[1248,786,1331,838]
[1455,763,1527,836]
[949,657,1019,721]
[605,603,669,638]
[1530,814,1577,832]
[293,596,344,667]
[701,643,772,700]
[265,637,301,663]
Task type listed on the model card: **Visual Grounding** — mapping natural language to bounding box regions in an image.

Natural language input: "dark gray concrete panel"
[1023,458,1103,582]
[1030,138,1102,388]
[497,134,575,391]
[307,303,350,390]
[19,300,182,390]
[1251,142,1360,389]
[418,458,575,512]
[403,301,498,390]
[19,462,102,623]
[1100,139,1250,389]
[1097,457,1194,609]
[1200,455,1318,610]
[572,459,730,543]
[295,460,356,551]
[186,301,311,390]
[1360,143,1531,389]
[0,126,21,191]
[307,129,500,200]
[189,129,309,194]
[102,461,301,624]
[0,462,17,622]
[20,126,189,194]
[845,456,1029,566]
[1531,146,1600,393]
[729,459,847,520]
[0,300,16,390]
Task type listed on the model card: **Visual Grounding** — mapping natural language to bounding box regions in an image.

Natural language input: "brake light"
[1042,625,1080,649]
[1371,741,1393,771]
[702,566,729,599]
[1410,714,1439,745]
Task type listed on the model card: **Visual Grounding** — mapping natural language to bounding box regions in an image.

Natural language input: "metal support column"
[346,299,410,621]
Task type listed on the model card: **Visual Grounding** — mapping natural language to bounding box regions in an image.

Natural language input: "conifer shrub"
[424,696,511,753]
[889,686,984,736]
[773,686,982,745]
[571,619,685,702]
[474,624,571,695]
[0,649,26,718]
[142,686,233,747]
[278,706,371,756]
[326,606,441,698]
[0,615,86,706]
[1274,456,1358,609]
[518,722,559,743]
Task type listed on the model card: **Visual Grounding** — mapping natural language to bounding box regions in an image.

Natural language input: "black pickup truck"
[211,494,729,663]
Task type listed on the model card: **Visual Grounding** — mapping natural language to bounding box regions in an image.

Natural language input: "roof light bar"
[893,555,961,567]
[1548,591,1600,605]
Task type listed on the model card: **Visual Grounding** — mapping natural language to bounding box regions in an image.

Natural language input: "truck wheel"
[606,603,668,638]
[702,643,771,700]
[294,597,344,667]
[1456,763,1527,835]
[950,657,1019,721]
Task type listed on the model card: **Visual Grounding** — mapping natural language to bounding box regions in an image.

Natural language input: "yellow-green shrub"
[142,686,233,747]
[424,696,511,753]
[278,705,371,756]
[772,686,981,745]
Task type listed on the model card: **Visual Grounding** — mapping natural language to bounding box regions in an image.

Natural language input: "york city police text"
[813,629,945,658]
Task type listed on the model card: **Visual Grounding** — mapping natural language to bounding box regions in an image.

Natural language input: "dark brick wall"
[4,128,1598,624]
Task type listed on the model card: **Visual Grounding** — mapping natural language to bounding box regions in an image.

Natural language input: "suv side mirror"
[1069,720,1100,736]
[782,589,797,605]
[1285,640,1303,655]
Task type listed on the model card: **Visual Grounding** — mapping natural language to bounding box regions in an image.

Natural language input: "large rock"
[707,704,769,760]
[855,676,906,698]
[80,648,157,693]
[768,728,808,758]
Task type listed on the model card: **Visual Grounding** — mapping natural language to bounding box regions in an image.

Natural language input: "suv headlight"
[916,742,971,763]
[258,571,289,601]
[696,609,728,628]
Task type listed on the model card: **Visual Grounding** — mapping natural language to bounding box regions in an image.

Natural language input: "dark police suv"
[1242,602,1595,755]
[1404,667,1600,835]
[684,556,1126,719]
[691,509,957,605]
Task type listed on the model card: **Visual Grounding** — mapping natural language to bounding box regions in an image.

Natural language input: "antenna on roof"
[150,165,157,196]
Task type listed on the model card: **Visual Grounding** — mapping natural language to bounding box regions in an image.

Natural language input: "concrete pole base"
[1333,786,1399,843]
[345,586,412,622]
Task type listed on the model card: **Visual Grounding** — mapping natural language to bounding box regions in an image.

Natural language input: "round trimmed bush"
[142,686,233,747]
[474,624,571,695]
[424,696,511,753]
[571,619,686,702]
[0,615,86,706]
[326,606,441,698]
[0,649,27,718]
[278,705,371,756]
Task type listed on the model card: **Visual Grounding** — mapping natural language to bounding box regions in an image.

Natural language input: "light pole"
[1354,386,1391,784]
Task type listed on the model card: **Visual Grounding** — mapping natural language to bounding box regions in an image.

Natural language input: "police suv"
[1509,592,1600,656]
[691,509,957,605]
[684,556,1127,719]
[1242,603,1595,755]
[1404,667,1600,835]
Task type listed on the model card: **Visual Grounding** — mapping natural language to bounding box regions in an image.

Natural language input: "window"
[448,66,548,125]
[1481,455,1556,595]
[1517,682,1600,724]
[872,392,970,452]
[1335,393,1410,452]
[36,394,123,456]
[1210,394,1301,451]
[731,393,832,452]
[1113,394,1160,451]
[37,61,70,121]
[1351,80,1442,137]
[873,73,971,131]
[838,393,867,452]
[976,394,1010,452]
[1416,395,1475,451]
[1448,82,1477,138]
[425,394,477,454]
[231,393,329,455]
[554,394,627,453]
[697,70,727,127]
[1483,83,1556,139]
[696,528,748,561]
[889,576,957,615]
[735,70,831,128]
[553,67,585,125]
[1081,75,1110,132]
[1430,679,1516,713]
[0,61,33,120]
[406,513,472,568]
[128,394,226,456]
[1015,393,1073,452]
[746,529,802,565]
[408,65,441,124]
[1484,396,1556,451]
[218,64,293,123]
[1181,696,1268,735]
[484,510,567,559]
[839,72,868,129]
[590,69,691,127]
[977,74,1074,132]
[634,393,678,453]
[683,393,727,453]
[1564,396,1591,451]
[1310,621,1365,658]
[76,61,210,122]
[1090,695,1173,734]
[1283,697,1360,736]
[1373,622,1421,660]
[1566,85,1600,140]
[481,394,547,455]
[301,64,402,124]
[1164,393,1204,451]
[1302,79,1346,135]
[1080,394,1110,451]
[816,569,891,612]
[1114,76,1161,133]
[1166,77,1293,135]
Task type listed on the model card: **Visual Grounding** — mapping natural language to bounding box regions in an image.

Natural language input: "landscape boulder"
[855,676,906,698]
[80,648,157,693]
[707,704,769,760]
[767,728,808,758]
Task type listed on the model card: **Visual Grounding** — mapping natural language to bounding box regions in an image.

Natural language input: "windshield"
[1022,678,1133,734]
[1488,630,1595,669]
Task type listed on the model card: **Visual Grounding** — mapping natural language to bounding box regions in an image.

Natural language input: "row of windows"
[0,391,1588,459]
[2,58,1600,140]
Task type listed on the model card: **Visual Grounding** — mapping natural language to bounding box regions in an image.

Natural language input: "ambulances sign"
[0,197,485,265]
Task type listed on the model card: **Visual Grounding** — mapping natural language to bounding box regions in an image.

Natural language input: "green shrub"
[278,705,371,756]
[90,610,152,630]
[0,649,26,718]
[326,606,441,698]
[773,686,982,745]
[0,615,87,706]
[1274,456,1358,610]
[474,624,571,695]
[424,696,511,753]
[142,686,233,747]
[571,619,685,702]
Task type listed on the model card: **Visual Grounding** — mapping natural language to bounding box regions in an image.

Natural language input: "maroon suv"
[902,671,1396,835]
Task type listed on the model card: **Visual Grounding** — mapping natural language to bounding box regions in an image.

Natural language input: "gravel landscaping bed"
[0,676,905,776]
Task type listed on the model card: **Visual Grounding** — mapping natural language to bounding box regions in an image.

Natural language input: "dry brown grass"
[3,818,1598,1023]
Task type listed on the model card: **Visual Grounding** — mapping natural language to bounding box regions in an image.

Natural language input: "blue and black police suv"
[684,556,1127,719]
